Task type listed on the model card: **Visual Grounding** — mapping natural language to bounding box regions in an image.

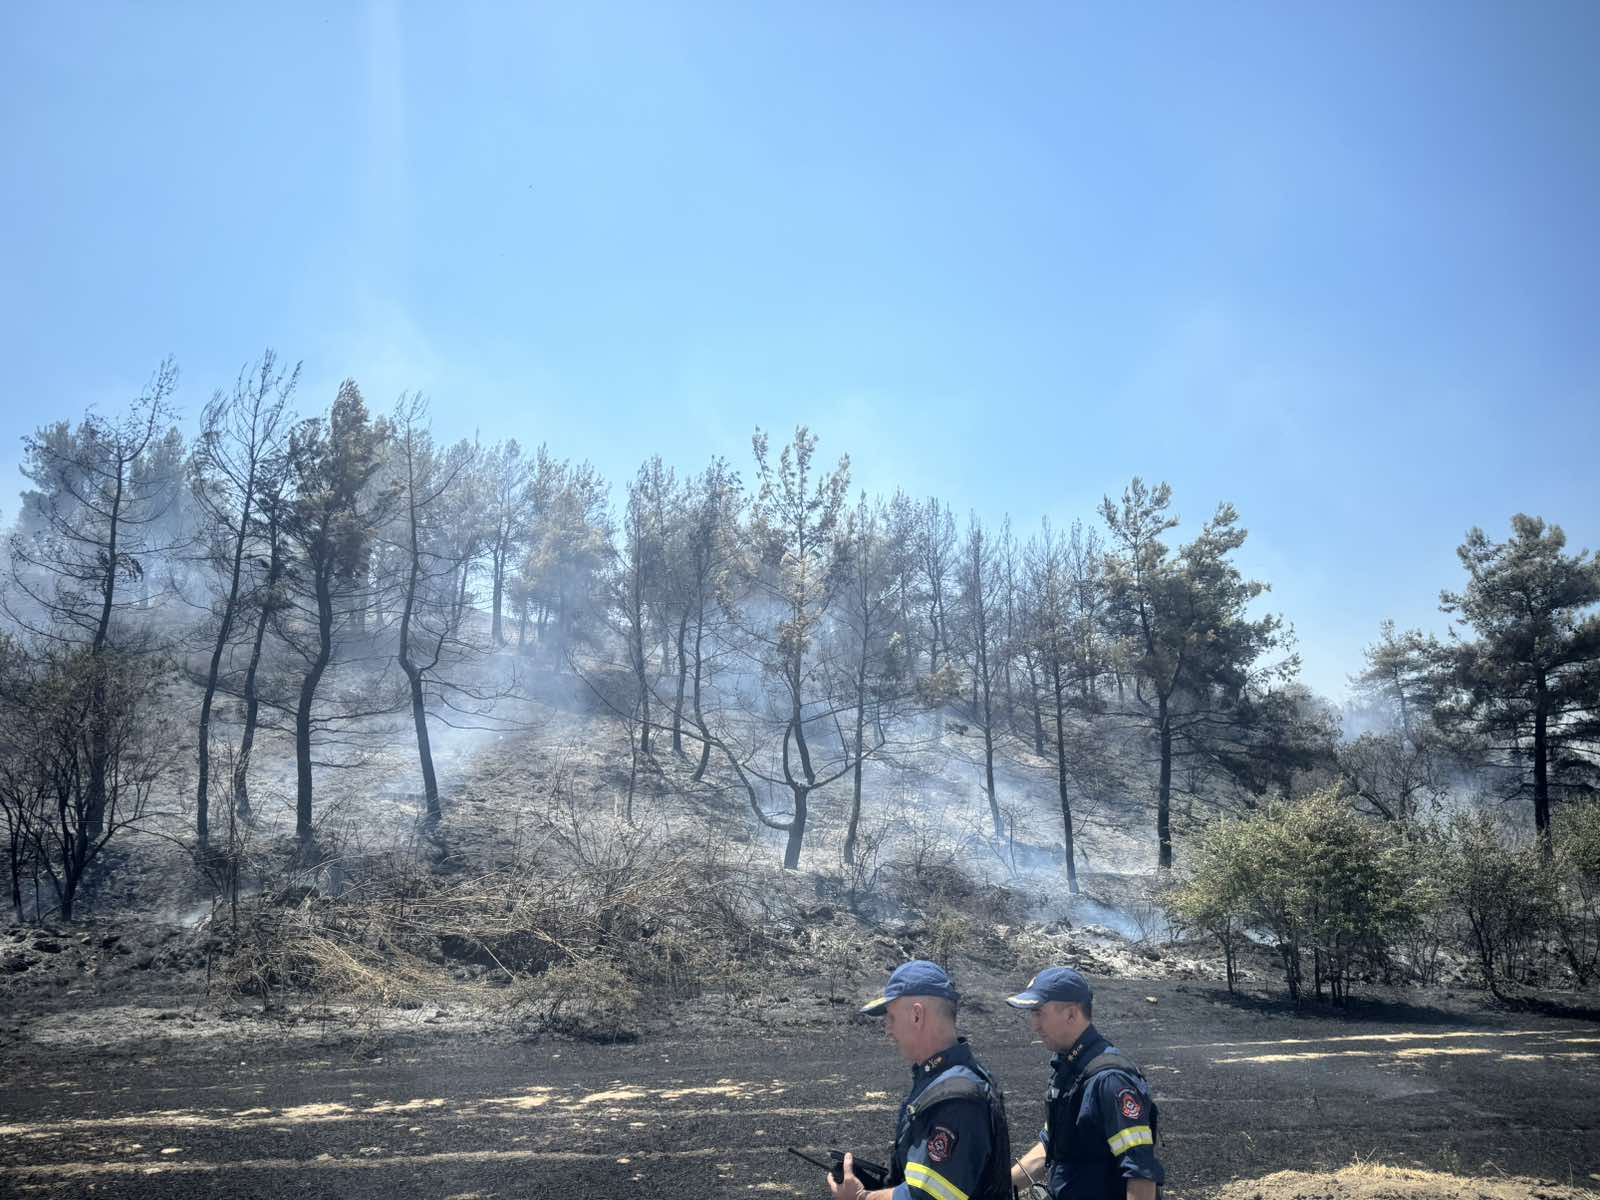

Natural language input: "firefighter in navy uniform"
[824,960,1013,1200]
[1005,968,1164,1200]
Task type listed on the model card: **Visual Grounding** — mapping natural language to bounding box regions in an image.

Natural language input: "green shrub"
[1552,801,1600,987]
[1442,811,1554,997]
[1164,788,1423,1004]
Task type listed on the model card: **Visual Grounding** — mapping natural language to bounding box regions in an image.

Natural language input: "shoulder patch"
[1118,1088,1143,1120]
[927,1124,957,1163]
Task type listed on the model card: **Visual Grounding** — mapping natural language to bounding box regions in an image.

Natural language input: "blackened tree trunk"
[783,786,809,870]
[398,471,441,822]
[672,609,689,754]
[1028,657,1046,756]
[294,567,334,851]
[690,590,711,782]
[83,462,123,840]
[491,560,506,646]
[845,654,870,866]
[195,471,256,846]
[1050,656,1079,895]
[1157,695,1173,870]
[1534,673,1551,862]
[234,578,273,818]
[782,700,820,870]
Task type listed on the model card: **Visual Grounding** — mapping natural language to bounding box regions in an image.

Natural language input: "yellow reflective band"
[1107,1124,1154,1155]
[905,1160,970,1200]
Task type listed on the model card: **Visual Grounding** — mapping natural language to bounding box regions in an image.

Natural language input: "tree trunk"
[1534,676,1552,863]
[398,482,440,824]
[1051,659,1079,895]
[690,598,711,783]
[197,462,258,846]
[982,705,1000,839]
[845,665,868,866]
[631,606,651,758]
[1028,659,1046,756]
[1157,695,1173,870]
[83,466,124,840]
[673,609,689,755]
[294,568,334,851]
[790,690,817,784]
[235,618,267,818]
[351,552,370,638]
[974,597,1001,839]
[782,787,808,869]
[780,701,818,869]
[408,667,440,821]
[491,550,506,646]
[234,531,281,819]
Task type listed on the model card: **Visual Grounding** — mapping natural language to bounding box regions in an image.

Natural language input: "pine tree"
[1439,515,1600,857]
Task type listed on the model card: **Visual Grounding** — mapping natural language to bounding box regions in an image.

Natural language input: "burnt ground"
[2,977,1598,1200]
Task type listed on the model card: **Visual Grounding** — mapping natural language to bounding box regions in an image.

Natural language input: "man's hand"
[1012,1142,1048,1192]
[825,1151,867,1200]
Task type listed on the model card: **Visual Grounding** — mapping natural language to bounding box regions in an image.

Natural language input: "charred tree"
[189,350,296,844]
[6,362,181,838]
[958,514,1006,839]
[277,382,391,854]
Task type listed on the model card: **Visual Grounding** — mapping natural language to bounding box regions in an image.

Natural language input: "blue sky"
[2,1,1596,701]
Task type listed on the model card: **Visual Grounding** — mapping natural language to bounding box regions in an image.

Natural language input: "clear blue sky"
[3,1,1596,701]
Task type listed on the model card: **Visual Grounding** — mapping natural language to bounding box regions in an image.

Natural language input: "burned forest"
[4,10,1599,1192]
[0,356,1596,1198]
[0,359,1596,1017]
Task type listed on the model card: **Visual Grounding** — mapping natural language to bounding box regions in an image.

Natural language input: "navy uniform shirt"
[1039,1026,1163,1200]
[888,1038,998,1200]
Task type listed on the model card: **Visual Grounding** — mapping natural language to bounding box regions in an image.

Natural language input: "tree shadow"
[1174,982,1512,1027]
[1495,992,1600,1023]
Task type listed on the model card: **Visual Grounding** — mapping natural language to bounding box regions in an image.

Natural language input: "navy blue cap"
[860,960,960,1015]
[1006,966,1093,1009]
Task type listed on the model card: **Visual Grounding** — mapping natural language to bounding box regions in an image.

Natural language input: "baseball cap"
[1005,966,1093,1009]
[860,960,960,1015]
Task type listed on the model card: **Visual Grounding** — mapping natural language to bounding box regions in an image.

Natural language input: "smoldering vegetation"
[0,351,1597,1038]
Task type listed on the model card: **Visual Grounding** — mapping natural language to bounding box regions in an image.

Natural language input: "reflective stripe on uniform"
[1107,1124,1154,1155]
[905,1160,970,1200]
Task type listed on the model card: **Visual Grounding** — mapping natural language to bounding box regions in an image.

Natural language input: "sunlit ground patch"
[0,1078,885,1147]
[1207,1028,1600,1065]
[1176,1028,1590,1051]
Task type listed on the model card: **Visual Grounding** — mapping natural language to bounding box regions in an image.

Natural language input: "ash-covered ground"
[2,976,1598,1200]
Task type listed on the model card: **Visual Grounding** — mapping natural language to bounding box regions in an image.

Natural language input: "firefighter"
[1005,967,1164,1200]
[825,960,1013,1200]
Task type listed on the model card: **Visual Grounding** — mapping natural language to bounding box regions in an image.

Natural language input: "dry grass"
[1211,1163,1600,1200]
[215,805,786,1039]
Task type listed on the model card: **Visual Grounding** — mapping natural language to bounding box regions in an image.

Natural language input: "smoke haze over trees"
[0,350,1593,929]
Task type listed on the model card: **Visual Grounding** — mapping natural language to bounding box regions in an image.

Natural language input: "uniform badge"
[927,1126,957,1163]
[1118,1089,1143,1120]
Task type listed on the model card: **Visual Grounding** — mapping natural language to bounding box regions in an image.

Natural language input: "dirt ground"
[2,976,1598,1200]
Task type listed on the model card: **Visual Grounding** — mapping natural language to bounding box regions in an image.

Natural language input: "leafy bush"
[1441,811,1554,997]
[1164,788,1423,1004]
[1164,820,1254,992]
[1552,800,1600,987]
